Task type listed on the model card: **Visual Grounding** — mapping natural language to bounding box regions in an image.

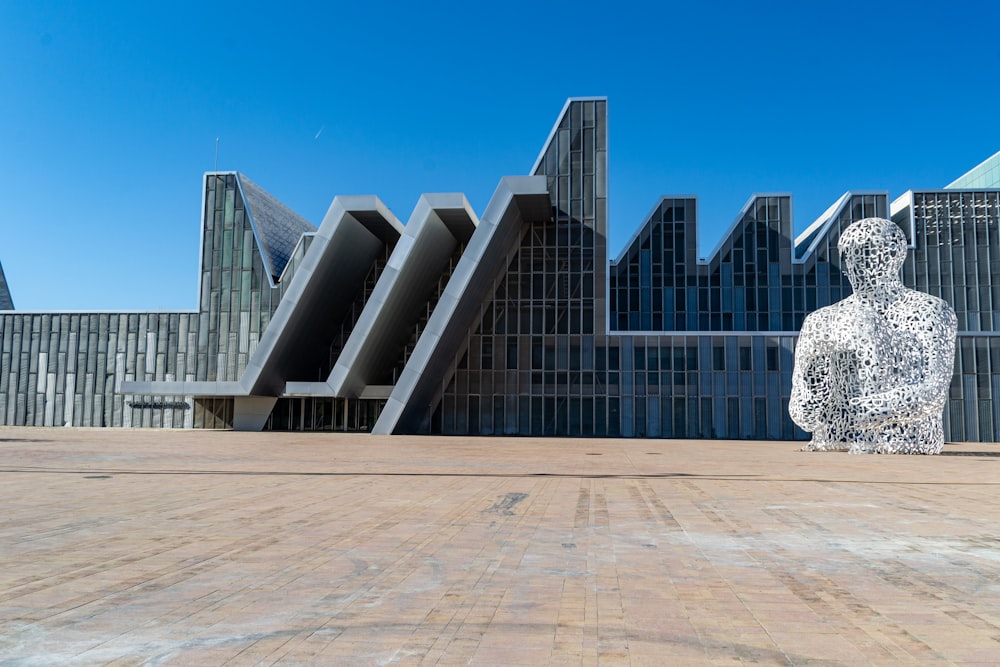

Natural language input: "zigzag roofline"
[699,192,791,265]
[792,190,890,262]
[613,188,898,273]
[611,196,698,267]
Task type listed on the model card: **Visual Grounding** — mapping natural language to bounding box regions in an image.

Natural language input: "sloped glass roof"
[0,260,13,310]
[947,150,1000,189]
[237,174,317,280]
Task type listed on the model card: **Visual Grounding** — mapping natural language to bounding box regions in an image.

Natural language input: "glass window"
[506,339,518,370]
[713,346,725,371]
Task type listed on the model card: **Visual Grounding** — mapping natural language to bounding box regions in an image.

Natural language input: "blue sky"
[2,0,998,309]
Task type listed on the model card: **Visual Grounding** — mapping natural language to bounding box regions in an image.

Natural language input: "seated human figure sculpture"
[789,217,957,454]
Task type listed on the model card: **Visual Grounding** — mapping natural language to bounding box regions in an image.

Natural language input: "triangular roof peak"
[235,173,317,282]
[0,260,13,310]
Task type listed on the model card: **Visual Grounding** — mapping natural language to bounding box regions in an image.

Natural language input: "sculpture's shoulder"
[894,289,958,334]
[899,289,952,310]
[800,298,853,332]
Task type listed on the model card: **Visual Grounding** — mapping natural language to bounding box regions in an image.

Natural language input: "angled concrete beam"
[305,194,478,398]
[241,196,402,395]
[125,196,403,405]
[372,176,550,434]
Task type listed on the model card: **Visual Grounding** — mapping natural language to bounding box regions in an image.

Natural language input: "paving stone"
[0,427,998,665]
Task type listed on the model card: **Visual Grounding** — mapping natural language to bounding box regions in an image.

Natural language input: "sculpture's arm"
[789,314,832,431]
[849,301,957,427]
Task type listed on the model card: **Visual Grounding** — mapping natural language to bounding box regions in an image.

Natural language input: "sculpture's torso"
[793,290,954,454]
[789,217,957,455]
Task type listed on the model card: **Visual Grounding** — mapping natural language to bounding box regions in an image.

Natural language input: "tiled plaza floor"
[0,427,998,666]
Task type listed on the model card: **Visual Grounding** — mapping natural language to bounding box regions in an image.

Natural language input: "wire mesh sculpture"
[789,218,957,454]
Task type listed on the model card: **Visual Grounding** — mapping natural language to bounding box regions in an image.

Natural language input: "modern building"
[1,100,998,440]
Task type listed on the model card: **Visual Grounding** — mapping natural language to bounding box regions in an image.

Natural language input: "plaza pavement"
[0,427,998,666]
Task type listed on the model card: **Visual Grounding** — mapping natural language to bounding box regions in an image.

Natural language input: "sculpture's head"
[838,217,907,293]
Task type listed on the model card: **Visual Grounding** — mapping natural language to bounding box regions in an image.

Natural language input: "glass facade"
[896,189,1000,441]
[427,101,894,438]
[430,99,607,436]
[1,100,999,442]
[610,194,887,334]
